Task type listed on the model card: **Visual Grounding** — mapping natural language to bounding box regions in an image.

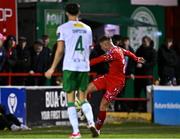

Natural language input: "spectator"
[114,37,136,112]
[42,34,50,48]
[3,35,17,85]
[29,39,51,85]
[158,38,177,85]
[112,35,123,47]
[42,35,52,61]
[3,35,17,72]
[90,44,109,75]
[50,42,63,85]
[174,43,180,85]
[0,104,31,131]
[14,37,31,85]
[134,36,157,111]
[0,33,6,85]
[122,37,135,77]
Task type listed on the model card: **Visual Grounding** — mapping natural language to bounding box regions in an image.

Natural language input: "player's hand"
[137,57,145,64]
[130,74,135,80]
[45,68,55,79]
[29,70,34,74]
[137,63,143,68]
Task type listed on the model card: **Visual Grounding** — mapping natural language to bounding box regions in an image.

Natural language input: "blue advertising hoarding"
[0,87,26,124]
[153,86,180,125]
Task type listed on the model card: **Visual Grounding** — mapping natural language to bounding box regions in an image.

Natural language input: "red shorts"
[93,75,125,102]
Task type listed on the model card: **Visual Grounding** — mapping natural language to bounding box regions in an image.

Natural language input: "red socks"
[95,111,106,130]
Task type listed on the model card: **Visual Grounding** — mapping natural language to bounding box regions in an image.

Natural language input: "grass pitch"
[0,122,180,138]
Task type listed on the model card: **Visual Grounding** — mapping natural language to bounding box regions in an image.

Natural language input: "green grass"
[0,122,180,138]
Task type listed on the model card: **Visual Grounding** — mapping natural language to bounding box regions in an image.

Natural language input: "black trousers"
[160,76,174,85]
[88,90,104,122]
[114,85,126,112]
[175,74,180,85]
[0,114,21,130]
[176,78,180,85]
[134,78,152,112]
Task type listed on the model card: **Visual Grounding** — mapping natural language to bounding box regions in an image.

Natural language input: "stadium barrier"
[0,72,154,126]
[0,72,153,112]
[0,86,69,126]
[0,72,153,85]
[153,86,180,125]
[2,74,179,126]
[0,87,26,124]
[0,72,96,85]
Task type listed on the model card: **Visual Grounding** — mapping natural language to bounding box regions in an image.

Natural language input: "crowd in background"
[90,34,180,112]
[91,34,180,86]
[0,34,55,86]
[0,32,180,112]
[0,33,180,87]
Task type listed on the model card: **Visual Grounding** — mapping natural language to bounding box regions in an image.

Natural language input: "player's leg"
[79,91,95,127]
[96,97,109,130]
[63,71,81,138]
[83,77,106,127]
[87,76,106,97]
[67,92,80,135]
[85,82,98,96]
[96,85,123,131]
[79,91,99,137]
[78,72,99,137]
[84,76,107,132]
[79,72,97,125]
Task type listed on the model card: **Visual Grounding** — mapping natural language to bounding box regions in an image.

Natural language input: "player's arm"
[51,41,64,69]
[90,54,113,66]
[122,48,144,63]
[45,41,64,79]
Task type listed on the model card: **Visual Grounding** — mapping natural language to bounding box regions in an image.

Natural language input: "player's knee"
[100,104,107,111]
[86,83,95,93]
[100,99,109,111]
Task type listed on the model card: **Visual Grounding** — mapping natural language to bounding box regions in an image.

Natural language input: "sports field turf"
[0,122,180,138]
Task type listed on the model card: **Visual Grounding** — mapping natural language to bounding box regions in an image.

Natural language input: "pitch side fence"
[0,72,154,126]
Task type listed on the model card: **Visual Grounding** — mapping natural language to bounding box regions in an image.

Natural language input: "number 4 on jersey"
[75,36,84,51]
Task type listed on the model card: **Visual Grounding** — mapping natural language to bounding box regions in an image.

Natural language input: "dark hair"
[142,36,151,42]
[123,37,129,42]
[42,35,49,40]
[65,3,80,16]
[3,35,16,49]
[112,35,122,44]
[19,36,27,42]
[34,39,44,46]
[6,35,16,42]
[99,36,111,43]
[166,38,173,44]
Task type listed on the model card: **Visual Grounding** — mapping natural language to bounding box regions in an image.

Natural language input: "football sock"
[67,102,79,134]
[96,111,106,130]
[81,101,95,126]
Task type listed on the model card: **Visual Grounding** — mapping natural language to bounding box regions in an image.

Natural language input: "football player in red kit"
[86,36,144,134]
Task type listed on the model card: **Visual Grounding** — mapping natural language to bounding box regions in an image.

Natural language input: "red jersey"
[90,46,138,82]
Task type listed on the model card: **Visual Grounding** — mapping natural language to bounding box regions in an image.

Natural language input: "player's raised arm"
[90,54,113,66]
[122,48,138,61]
[122,48,144,63]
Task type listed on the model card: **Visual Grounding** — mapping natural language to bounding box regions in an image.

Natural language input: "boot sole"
[90,126,99,138]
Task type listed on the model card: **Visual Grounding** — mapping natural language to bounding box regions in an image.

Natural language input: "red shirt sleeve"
[90,54,113,66]
[122,48,138,62]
